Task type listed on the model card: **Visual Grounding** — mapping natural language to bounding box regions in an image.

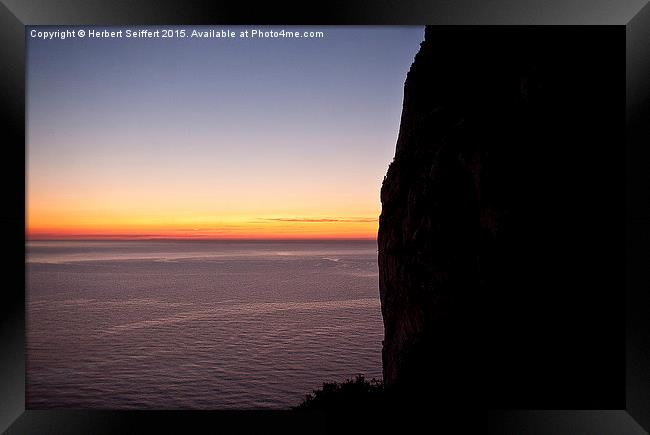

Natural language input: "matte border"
[1,1,649,433]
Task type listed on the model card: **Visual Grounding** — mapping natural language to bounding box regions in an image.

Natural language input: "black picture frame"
[2,1,649,433]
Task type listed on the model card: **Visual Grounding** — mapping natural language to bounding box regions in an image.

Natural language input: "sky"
[27,26,424,240]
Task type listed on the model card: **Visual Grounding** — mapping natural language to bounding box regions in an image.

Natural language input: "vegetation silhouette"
[294,374,384,411]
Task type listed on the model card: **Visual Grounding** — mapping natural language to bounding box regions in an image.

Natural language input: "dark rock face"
[378,26,623,406]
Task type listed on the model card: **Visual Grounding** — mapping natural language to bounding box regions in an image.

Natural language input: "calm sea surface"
[26,240,383,409]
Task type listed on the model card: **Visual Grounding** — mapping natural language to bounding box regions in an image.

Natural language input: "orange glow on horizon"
[26,215,379,241]
[26,162,383,241]
[26,185,381,240]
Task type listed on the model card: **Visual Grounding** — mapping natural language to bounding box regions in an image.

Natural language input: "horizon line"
[26,236,378,242]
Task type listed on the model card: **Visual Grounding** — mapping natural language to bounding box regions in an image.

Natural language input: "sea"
[26,240,384,409]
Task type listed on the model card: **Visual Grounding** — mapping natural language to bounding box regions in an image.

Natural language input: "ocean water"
[26,240,383,409]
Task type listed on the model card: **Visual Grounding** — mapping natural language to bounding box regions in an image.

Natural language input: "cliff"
[377,26,622,406]
[378,25,507,402]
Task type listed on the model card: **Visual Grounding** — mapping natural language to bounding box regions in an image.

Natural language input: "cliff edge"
[377,26,621,406]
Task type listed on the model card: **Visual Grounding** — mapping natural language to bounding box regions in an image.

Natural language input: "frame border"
[2,1,649,433]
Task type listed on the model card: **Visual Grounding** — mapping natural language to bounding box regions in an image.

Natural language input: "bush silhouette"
[295,374,384,411]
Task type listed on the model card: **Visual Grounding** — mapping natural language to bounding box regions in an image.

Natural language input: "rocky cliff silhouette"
[378,26,623,409]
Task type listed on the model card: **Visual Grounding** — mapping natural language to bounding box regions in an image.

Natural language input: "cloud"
[258,217,377,223]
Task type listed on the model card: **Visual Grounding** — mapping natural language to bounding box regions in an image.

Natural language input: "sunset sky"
[27,26,423,239]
